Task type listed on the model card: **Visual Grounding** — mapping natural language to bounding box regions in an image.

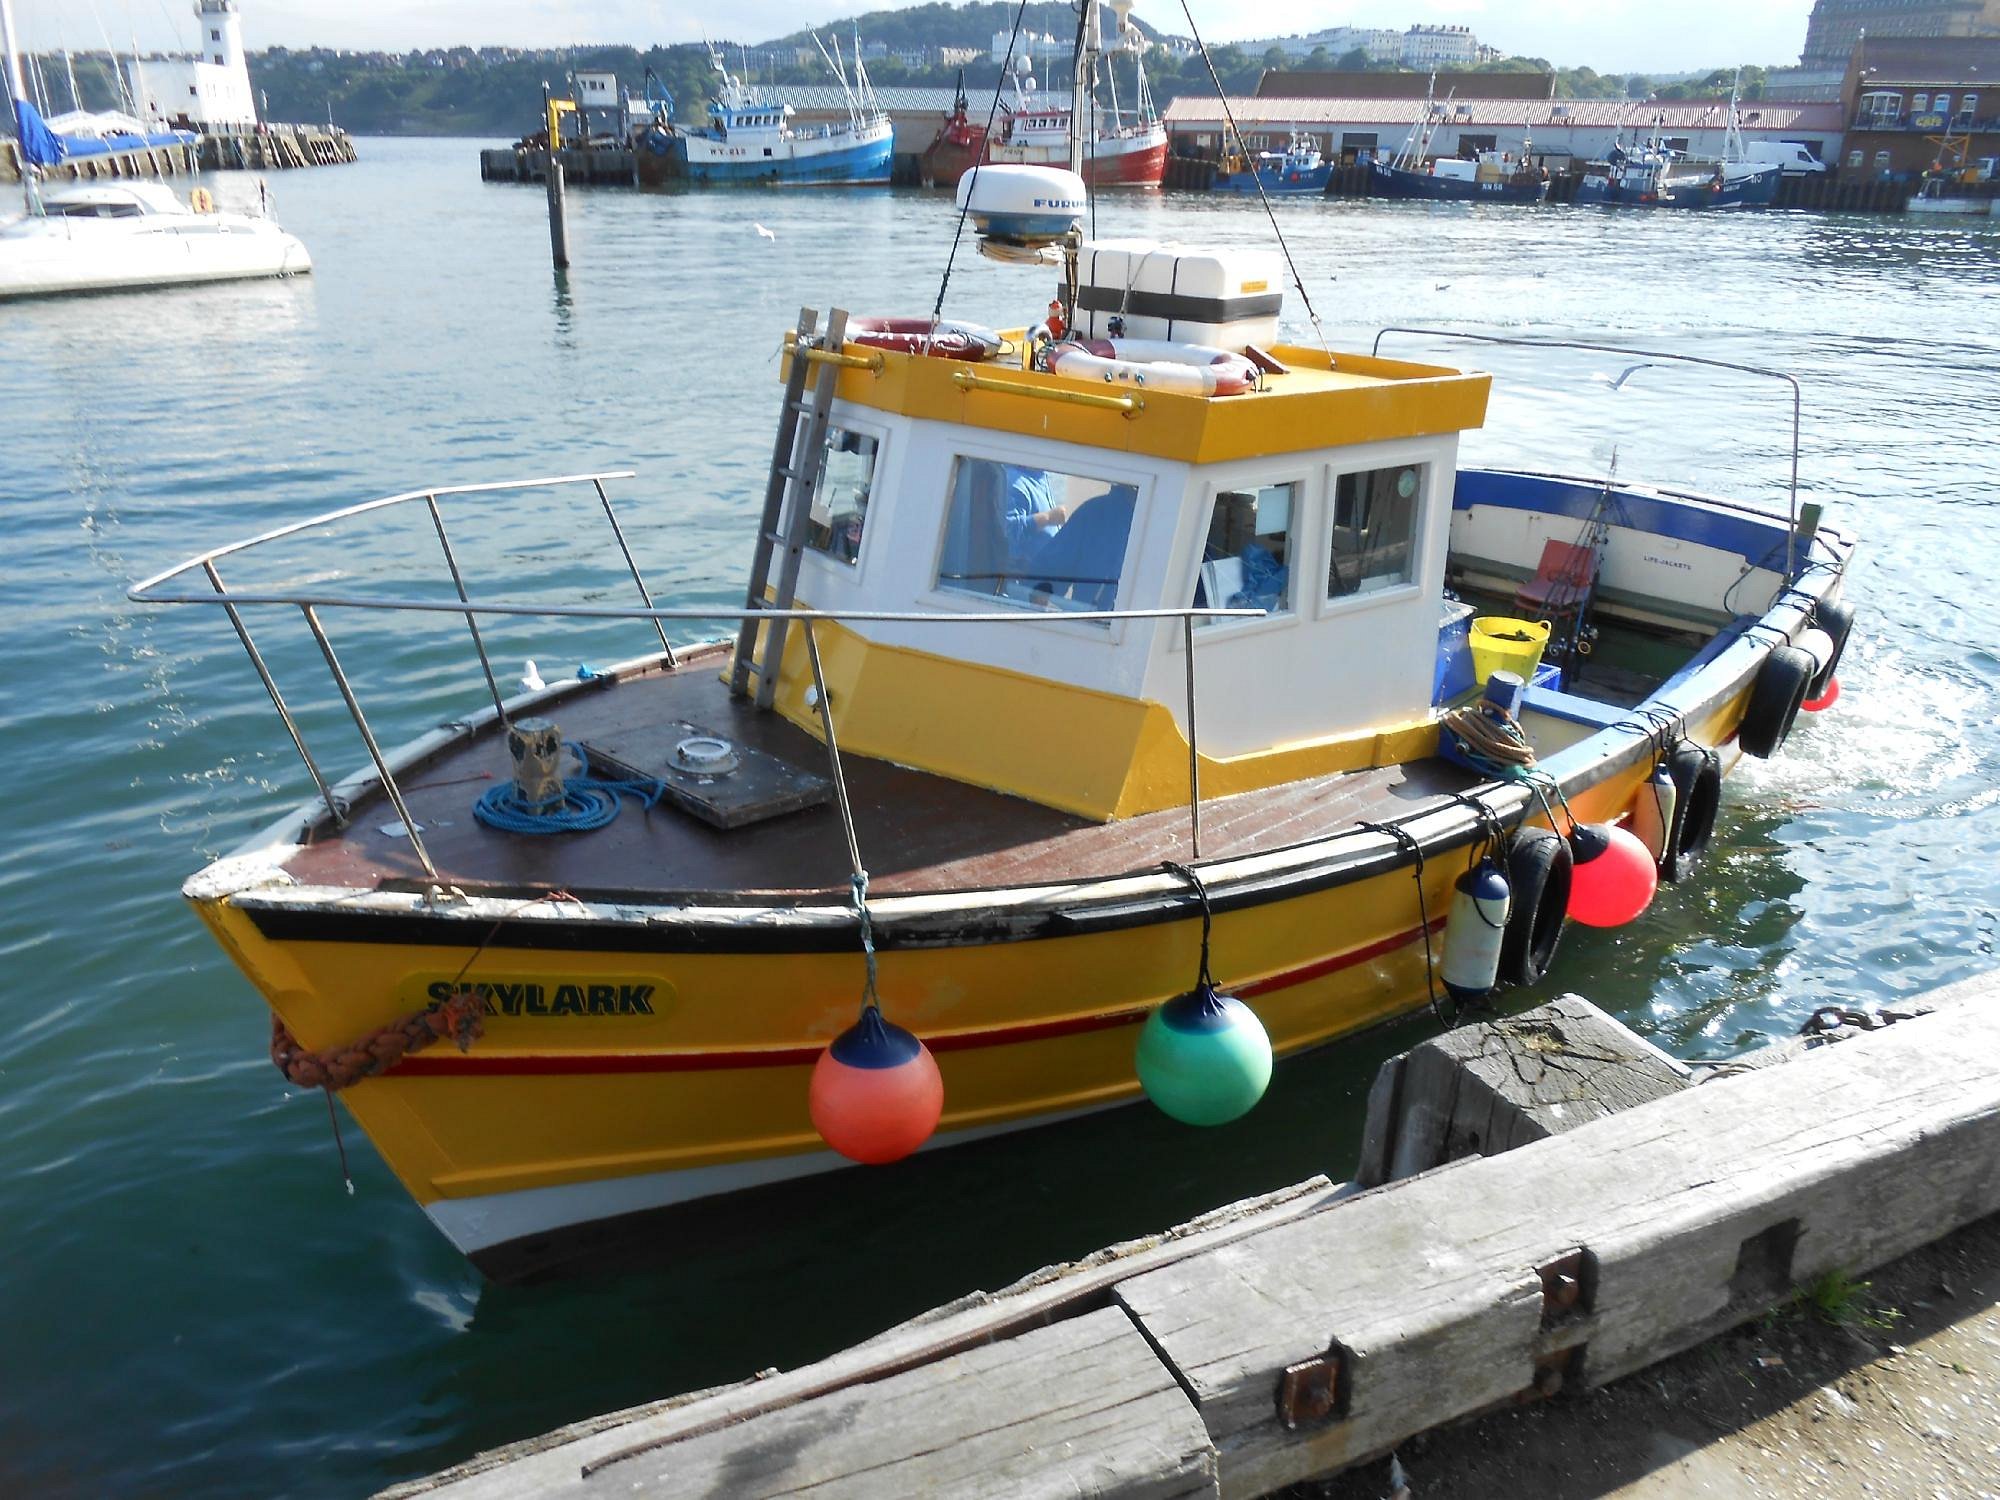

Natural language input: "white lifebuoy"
[847,317,1004,363]
[1044,339,1258,397]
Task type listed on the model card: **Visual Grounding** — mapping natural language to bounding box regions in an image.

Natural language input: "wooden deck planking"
[286,643,1471,902]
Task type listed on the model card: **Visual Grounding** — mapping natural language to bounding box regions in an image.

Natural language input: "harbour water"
[3,136,1998,1497]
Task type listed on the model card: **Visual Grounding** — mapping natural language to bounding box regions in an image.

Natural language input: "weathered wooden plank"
[1115,975,2000,1499]
[383,1179,1336,1499]
[1360,995,1691,1185]
[570,1307,1216,1499]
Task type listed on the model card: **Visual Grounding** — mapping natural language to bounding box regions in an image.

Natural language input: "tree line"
[27,35,1778,140]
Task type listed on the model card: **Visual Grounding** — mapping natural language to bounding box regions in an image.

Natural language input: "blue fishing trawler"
[1576,86,1780,211]
[669,40,892,186]
[1371,153,1550,202]
[1212,134,1330,195]
[1368,79,1549,203]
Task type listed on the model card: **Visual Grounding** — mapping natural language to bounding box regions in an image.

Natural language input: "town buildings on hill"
[1243,24,1505,68]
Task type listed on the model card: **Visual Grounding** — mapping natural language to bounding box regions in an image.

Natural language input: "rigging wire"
[1176,0,1331,359]
[928,0,1033,335]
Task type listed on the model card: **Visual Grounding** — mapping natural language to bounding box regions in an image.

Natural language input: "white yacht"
[0,181,312,299]
[0,0,310,299]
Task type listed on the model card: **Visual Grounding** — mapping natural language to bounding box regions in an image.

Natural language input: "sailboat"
[0,0,310,297]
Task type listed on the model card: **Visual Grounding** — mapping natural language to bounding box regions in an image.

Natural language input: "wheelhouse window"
[936,455,1138,617]
[1328,464,1423,599]
[1193,482,1295,626]
[804,426,877,566]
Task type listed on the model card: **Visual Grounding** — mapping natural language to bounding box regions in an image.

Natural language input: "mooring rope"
[472,741,664,834]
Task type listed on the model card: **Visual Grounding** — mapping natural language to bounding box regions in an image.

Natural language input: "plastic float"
[1045,338,1259,396]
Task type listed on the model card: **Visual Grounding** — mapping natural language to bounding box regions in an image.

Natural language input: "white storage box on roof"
[1074,239,1283,350]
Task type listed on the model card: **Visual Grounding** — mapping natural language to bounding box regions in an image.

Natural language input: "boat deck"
[284,642,1478,903]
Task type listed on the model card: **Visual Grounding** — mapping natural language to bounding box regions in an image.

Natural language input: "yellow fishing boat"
[130,11,1857,1279]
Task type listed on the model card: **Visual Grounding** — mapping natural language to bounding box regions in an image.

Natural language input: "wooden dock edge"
[386,969,2000,1499]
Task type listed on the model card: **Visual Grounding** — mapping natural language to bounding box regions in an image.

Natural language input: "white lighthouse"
[126,0,259,130]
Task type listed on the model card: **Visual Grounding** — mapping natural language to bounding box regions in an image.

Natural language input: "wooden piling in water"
[546,156,571,270]
[386,973,2000,1500]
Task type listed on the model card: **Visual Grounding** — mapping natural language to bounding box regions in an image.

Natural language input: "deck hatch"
[584,721,830,830]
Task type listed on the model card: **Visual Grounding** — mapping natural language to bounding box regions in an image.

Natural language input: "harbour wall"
[1,122,355,186]
[1164,155,1914,212]
[385,970,2000,1499]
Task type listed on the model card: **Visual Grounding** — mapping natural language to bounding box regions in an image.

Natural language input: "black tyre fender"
[1497,826,1572,987]
[1662,741,1722,882]
[1739,644,1816,759]
[1808,597,1856,697]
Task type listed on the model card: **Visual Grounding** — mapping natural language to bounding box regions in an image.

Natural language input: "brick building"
[1838,34,2000,175]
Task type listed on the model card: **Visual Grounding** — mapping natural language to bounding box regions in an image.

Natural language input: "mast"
[0,0,43,213]
[1069,0,1102,177]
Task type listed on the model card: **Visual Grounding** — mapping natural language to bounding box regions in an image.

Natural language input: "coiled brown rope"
[1439,702,1538,771]
[270,989,485,1092]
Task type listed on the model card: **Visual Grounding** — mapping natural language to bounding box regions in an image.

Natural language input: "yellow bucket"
[1469,616,1551,686]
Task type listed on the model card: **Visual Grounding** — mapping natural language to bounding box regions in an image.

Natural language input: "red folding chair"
[1514,539,1599,616]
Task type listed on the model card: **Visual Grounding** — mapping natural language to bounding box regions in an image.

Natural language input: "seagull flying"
[753,223,776,241]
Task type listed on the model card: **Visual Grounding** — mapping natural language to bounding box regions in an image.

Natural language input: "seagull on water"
[521,660,547,692]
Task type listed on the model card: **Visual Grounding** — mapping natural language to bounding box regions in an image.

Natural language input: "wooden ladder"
[730,306,849,708]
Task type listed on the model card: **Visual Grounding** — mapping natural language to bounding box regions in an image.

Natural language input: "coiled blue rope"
[473,742,665,835]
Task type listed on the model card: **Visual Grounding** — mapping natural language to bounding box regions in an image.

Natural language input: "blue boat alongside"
[668,41,893,186]
[1575,143,1780,210]
[1212,135,1330,195]
[1371,155,1550,203]
[1371,77,1549,204]
[1576,86,1781,211]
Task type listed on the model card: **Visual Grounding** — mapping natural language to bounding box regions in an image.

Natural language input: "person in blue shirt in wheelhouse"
[1001,465,1066,571]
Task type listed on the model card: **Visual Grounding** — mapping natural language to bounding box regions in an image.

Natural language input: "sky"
[20,2,1819,75]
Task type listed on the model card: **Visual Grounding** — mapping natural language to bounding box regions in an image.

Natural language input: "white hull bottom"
[0,256,310,298]
[0,220,312,299]
[1906,196,1994,215]
[425,1100,1118,1266]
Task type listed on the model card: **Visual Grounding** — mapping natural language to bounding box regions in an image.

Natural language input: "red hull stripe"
[389,920,1440,1077]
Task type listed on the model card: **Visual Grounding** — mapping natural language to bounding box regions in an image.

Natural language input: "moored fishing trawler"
[131,7,1857,1280]
[1212,133,1331,195]
[657,38,893,186]
[1370,79,1550,204]
[982,2,1165,188]
[1577,85,1780,211]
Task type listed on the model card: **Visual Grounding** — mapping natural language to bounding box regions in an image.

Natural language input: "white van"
[1744,141,1829,176]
